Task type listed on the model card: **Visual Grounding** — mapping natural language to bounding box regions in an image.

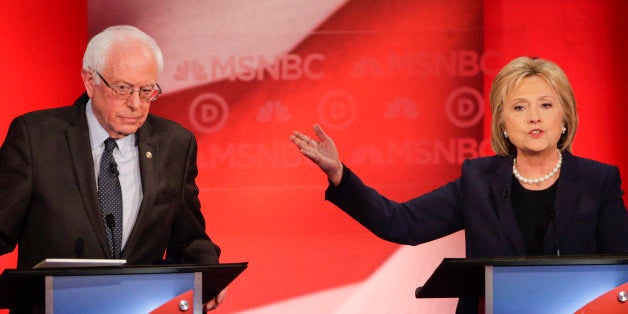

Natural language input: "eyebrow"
[510,95,557,103]
[115,81,156,88]
[537,95,557,100]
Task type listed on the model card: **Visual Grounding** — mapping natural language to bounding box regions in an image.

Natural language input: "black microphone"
[502,189,511,201]
[105,214,117,259]
[415,286,424,298]
[73,238,85,258]
[109,161,119,176]
[547,206,561,256]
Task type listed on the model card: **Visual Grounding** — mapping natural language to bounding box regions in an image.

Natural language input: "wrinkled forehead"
[104,41,159,82]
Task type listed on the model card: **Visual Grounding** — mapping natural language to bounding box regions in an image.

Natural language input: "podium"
[415,256,628,313]
[0,262,247,313]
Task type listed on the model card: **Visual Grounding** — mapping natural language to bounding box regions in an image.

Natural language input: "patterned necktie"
[98,137,123,258]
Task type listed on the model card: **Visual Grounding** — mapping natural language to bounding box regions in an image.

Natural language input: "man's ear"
[81,69,95,98]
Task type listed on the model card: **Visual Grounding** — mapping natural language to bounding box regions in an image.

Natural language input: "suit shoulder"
[568,153,618,174]
[12,93,88,125]
[463,155,510,171]
[145,114,194,137]
[17,106,74,121]
[10,106,77,132]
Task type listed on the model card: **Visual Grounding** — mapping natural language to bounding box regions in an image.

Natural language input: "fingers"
[289,125,336,165]
[203,299,217,312]
[290,130,319,149]
[313,124,331,143]
[289,132,322,164]
[203,289,227,312]
[216,288,227,304]
[289,125,342,183]
[291,124,329,146]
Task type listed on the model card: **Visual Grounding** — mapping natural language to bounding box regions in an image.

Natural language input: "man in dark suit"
[0,25,224,310]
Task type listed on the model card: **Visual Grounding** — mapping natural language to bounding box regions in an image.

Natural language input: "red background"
[1,1,627,313]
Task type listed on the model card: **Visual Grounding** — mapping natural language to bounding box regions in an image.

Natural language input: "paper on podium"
[33,258,127,269]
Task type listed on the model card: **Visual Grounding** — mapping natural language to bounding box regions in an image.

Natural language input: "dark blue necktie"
[98,138,122,258]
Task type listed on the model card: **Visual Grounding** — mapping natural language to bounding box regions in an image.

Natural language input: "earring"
[562,126,566,134]
[503,131,509,138]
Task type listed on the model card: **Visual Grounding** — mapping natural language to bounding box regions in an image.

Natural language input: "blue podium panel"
[487,264,628,314]
[47,272,199,314]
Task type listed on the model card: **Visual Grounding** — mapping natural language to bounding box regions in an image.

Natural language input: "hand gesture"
[289,124,343,186]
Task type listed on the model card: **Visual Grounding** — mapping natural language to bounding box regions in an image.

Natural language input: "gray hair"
[82,25,163,83]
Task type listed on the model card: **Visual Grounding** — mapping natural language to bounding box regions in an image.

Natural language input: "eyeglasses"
[95,71,162,102]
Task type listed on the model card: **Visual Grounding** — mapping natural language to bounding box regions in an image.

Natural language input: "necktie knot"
[104,138,117,152]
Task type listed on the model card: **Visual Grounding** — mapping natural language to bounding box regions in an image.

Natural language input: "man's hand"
[203,288,227,312]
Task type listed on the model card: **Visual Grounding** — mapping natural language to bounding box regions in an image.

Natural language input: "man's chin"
[111,127,140,138]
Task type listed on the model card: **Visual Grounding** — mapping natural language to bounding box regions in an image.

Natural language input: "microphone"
[502,189,511,201]
[547,206,561,256]
[415,286,424,298]
[74,238,85,258]
[109,161,119,176]
[105,214,117,259]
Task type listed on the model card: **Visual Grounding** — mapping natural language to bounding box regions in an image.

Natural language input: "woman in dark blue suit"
[289,57,628,313]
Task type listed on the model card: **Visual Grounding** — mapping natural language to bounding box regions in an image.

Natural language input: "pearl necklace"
[512,149,562,186]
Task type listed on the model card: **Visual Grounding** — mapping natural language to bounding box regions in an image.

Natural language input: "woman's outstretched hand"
[290,124,343,186]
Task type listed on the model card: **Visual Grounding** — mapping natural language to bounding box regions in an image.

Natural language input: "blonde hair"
[489,57,578,156]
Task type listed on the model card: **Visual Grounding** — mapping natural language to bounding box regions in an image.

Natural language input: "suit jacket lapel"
[491,156,526,255]
[550,151,580,243]
[122,118,159,257]
[490,151,580,256]
[65,94,111,257]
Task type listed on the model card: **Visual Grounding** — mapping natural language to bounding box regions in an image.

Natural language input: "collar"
[86,99,136,157]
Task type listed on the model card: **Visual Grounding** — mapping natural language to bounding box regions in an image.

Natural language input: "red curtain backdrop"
[483,0,628,173]
[1,1,627,313]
